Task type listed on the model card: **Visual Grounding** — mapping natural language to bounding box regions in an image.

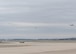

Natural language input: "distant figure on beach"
[19,41,25,43]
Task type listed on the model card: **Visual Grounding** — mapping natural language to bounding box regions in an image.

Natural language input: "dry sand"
[0,41,76,54]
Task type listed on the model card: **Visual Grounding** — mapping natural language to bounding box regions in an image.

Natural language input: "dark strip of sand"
[31,49,76,54]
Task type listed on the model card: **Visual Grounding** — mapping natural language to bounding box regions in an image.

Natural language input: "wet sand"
[0,41,76,54]
[34,49,76,54]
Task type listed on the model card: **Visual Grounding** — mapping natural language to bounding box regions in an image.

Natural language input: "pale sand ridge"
[0,42,76,54]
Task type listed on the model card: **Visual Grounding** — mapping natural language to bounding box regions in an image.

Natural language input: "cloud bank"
[0,0,76,38]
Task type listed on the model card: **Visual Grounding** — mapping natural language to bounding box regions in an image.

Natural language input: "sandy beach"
[0,41,76,54]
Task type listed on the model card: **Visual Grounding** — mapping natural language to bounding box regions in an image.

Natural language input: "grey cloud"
[0,0,76,23]
[0,0,76,38]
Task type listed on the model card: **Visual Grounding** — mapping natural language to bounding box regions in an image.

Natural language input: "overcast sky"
[0,0,76,39]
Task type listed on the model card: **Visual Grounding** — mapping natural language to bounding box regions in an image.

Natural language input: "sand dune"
[0,41,76,54]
